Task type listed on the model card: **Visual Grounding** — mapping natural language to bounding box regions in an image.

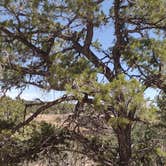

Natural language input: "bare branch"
[12,95,75,133]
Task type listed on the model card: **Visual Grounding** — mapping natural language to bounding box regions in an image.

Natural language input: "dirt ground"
[35,113,70,126]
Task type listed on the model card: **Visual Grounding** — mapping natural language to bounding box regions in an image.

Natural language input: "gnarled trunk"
[116,125,132,166]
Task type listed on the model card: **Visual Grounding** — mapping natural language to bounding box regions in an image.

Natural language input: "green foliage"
[0,97,24,128]
[0,0,166,165]
[131,122,166,166]
[131,0,166,24]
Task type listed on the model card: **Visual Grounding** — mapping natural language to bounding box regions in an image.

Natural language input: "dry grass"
[35,113,69,126]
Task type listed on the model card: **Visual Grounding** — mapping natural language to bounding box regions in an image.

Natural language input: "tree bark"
[116,126,132,166]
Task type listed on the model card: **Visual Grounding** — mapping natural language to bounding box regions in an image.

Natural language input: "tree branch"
[12,95,75,133]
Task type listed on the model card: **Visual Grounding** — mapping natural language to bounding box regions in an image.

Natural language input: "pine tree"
[0,0,166,165]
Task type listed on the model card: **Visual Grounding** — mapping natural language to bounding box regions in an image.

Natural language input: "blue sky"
[3,0,159,101]
[6,85,159,101]
[6,86,65,101]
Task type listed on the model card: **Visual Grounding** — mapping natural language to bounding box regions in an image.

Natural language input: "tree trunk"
[116,126,132,166]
